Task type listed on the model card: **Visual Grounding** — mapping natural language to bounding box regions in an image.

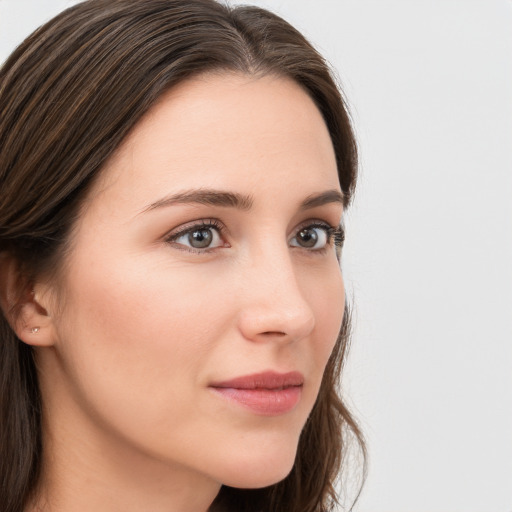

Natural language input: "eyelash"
[164,219,345,254]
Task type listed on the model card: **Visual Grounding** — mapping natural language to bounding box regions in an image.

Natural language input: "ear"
[0,253,56,347]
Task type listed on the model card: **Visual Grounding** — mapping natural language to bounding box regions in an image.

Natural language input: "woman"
[0,1,365,511]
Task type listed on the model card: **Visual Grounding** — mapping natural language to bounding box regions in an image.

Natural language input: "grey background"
[1,1,511,511]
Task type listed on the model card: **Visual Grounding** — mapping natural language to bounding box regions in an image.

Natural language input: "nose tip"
[237,277,316,345]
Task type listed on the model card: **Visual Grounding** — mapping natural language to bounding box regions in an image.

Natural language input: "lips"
[209,371,304,416]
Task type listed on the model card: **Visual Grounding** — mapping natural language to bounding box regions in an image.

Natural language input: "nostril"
[261,331,286,337]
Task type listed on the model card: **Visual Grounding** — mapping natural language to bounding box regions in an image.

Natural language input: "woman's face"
[39,73,345,491]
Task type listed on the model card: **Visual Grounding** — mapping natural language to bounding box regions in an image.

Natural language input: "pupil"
[189,229,212,248]
[298,228,317,247]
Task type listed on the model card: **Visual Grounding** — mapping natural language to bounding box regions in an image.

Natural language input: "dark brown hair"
[0,1,365,510]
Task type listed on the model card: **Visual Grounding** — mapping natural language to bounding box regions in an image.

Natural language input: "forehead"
[87,73,340,211]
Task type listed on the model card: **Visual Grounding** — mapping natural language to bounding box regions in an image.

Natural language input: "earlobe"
[0,253,56,347]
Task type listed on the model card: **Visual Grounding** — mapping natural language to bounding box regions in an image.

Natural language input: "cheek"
[304,263,345,366]
[53,255,229,430]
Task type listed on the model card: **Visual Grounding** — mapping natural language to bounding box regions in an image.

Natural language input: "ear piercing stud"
[31,327,40,334]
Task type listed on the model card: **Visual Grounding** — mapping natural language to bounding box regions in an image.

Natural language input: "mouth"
[209,371,304,416]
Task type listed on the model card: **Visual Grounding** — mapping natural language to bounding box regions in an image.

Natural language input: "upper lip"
[210,371,304,390]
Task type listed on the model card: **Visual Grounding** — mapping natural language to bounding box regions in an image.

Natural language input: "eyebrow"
[140,188,344,214]
[141,189,253,213]
[299,190,344,210]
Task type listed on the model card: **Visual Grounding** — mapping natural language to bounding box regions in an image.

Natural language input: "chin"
[222,466,295,490]
[216,443,298,489]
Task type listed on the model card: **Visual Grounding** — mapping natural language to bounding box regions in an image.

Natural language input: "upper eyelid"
[292,219,338,233]
[164,218,226,241]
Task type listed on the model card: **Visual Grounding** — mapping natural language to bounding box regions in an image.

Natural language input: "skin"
[23,73,345,512]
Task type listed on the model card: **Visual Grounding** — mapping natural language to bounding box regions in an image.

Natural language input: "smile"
[209,371,304,416]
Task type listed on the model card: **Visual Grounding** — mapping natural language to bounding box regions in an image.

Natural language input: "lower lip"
[210,386,302,416]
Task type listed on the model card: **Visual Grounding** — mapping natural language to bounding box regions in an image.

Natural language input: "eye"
[166,220,227,252]
[290,223,333,250]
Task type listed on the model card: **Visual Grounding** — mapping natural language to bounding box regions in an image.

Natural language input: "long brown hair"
[0,1,366,510]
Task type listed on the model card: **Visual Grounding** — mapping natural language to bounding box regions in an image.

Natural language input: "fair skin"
[18,73,345,512]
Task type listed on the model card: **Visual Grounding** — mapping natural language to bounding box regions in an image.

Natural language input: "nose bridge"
[237,240,315,343]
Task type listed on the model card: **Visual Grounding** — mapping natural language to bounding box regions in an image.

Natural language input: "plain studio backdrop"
[1,1,511,512]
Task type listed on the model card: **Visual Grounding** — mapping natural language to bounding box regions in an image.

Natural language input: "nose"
[236,248,316,345]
